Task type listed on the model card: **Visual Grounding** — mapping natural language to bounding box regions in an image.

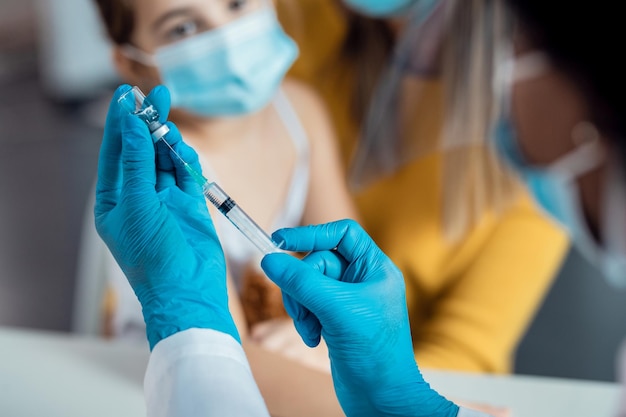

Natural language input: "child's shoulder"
[280,77,326,114]
[280,77,332,135]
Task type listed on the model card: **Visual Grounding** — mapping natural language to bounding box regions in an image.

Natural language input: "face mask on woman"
[342,0,430,17]
[122,6,298,117]
[493,51,626,288]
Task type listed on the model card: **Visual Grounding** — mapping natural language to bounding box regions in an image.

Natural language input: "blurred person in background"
[272,0,569,374]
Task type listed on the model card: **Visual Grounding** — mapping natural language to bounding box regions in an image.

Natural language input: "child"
[93,0,357,373]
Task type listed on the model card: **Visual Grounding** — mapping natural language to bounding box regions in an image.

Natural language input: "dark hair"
[93,0,136,45]
[506,1,625,149]
[340,7,395,126]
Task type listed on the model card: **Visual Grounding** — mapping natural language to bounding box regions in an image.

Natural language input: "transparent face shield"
[349,0,515,192]
[348,0,447,190]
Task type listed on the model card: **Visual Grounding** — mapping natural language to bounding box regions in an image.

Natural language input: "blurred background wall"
[0,0,117,332]
[1,0,625,383]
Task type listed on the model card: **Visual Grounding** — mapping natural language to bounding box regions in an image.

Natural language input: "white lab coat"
[145,329,490,417]
[146,329,271,417]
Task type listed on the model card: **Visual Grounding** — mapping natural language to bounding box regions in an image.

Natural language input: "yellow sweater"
[277,0,569,373]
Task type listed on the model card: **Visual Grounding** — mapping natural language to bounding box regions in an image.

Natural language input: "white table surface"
[0,327,148,417]
[424,369,620,417]
[0,326,621,417]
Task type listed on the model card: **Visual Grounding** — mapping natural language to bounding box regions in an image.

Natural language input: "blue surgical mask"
[493,52,626,287]
[123,7,298,117]
[494,116,604,234]
[342,0,418,17]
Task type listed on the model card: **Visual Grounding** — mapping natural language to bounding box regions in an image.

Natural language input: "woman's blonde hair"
[276,0,522,241]
[440,0,520,241]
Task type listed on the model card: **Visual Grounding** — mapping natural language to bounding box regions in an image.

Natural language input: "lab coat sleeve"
[144,328,271,417]
[457,407,494,417]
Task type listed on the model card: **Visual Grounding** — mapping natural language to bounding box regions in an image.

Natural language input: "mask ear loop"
[510,52,549,83]
[494,51,549,114]
[499,51,605,178]
[120,44,158,67]
[548,121,605,179]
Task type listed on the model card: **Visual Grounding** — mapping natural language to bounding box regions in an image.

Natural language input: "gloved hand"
[95,84,239,350]
[261,220,459,417]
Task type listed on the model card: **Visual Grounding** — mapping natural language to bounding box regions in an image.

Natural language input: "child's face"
[115,0,297,118]
[130,0,265,52]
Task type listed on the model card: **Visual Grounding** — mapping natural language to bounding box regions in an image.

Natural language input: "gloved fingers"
[281,292,322,347]
[150,87,179,182]
[146,85,171,124]
[155,129,177,193]
[120,114,159,211]
[294,315,322,347]
[154,123,205,198]
[272,219,381,267]
[271,223,338,252]
[155,139,175,174]
[155,169,176,193]
[279,249,346,336]
[161,187,220,257]
[261,252,342,319]
[302,250,348,281]
[95,84,133,216]
[303,248,365,285]
[170,129,206,198]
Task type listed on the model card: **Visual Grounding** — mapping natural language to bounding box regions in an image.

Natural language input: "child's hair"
[338,7,395,128]
[94,0,135,45]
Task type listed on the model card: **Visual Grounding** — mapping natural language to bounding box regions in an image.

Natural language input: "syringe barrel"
[226,206,281,255]
[119,87,278,255]
[203,182,280,255]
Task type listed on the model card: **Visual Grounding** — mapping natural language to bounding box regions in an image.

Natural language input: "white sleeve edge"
[145,328,251,393]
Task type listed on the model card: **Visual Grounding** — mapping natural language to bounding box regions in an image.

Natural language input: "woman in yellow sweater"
[274,0,569,374]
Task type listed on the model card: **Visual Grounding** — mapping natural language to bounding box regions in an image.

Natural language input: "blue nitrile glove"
[261,220,459,417]
[94,84,239,350]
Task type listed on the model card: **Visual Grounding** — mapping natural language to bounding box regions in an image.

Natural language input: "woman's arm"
[244,340,344,416]
[412,193,569,373]
[355,153,568,373]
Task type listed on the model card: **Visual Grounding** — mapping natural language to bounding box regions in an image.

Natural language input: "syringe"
[118,86,281,255]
